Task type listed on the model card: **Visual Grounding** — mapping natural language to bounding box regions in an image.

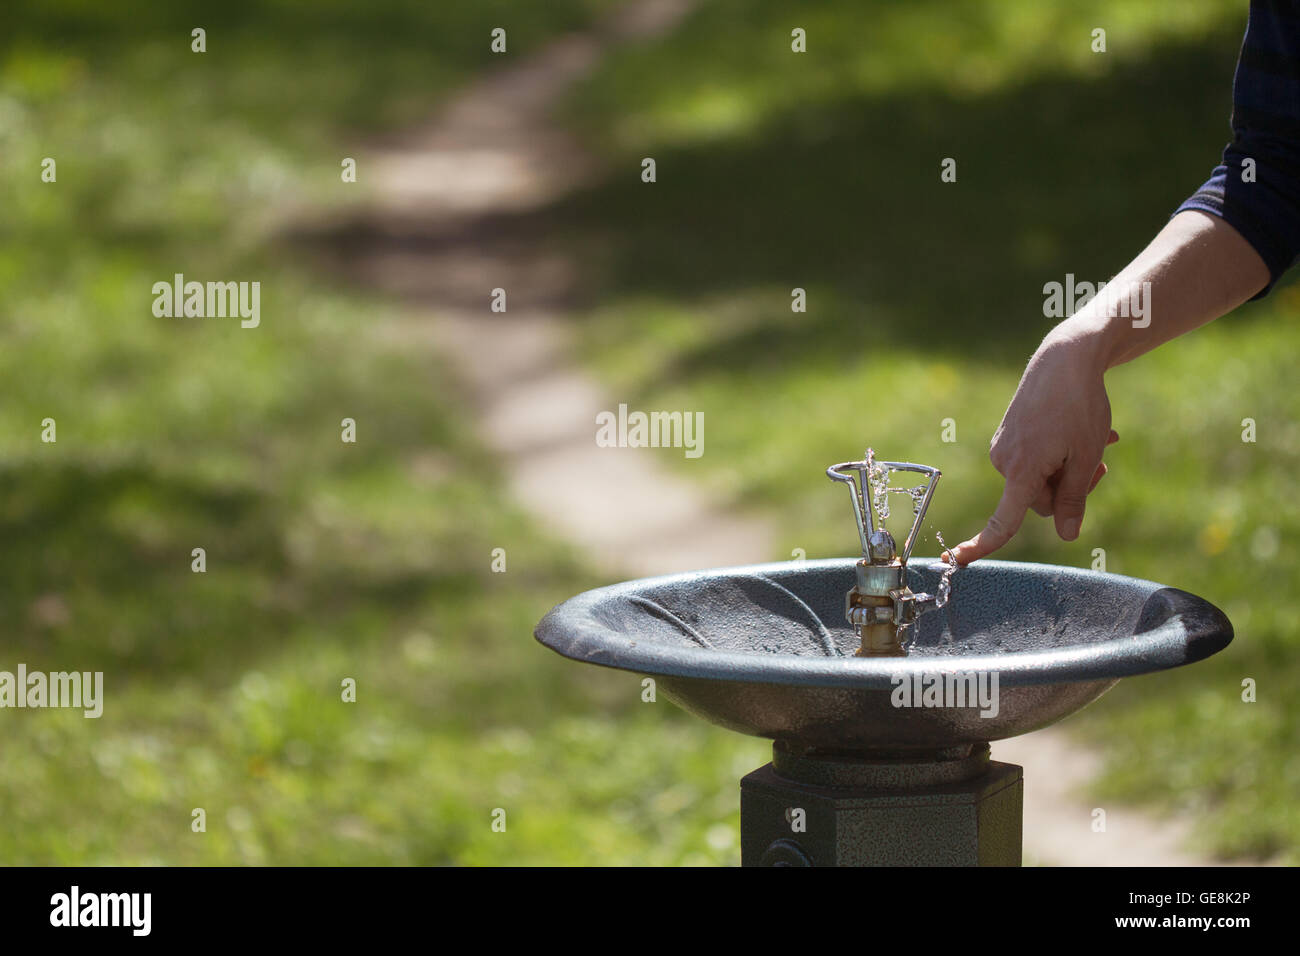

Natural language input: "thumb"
[1053,455,1097,541]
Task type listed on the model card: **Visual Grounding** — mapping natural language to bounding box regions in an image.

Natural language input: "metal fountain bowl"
[534,558,1233,754]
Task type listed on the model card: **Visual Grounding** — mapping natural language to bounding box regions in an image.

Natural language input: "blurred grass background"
[1,0,757,866]
[0,0,1294,863]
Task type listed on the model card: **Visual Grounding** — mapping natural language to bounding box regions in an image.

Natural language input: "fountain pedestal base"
[740,743,1023,866]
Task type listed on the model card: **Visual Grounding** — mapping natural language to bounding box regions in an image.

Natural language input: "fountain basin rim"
[534,558,1233,689]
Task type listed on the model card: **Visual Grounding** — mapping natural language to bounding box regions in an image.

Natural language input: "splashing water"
[898,622,918,651]
[864,448,892,523]
[933,531,959,608]
[865,449,932,524]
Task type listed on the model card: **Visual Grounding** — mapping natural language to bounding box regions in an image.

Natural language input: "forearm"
[1043,210,1270,372]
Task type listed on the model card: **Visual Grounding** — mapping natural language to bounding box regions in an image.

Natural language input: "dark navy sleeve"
[1175,0,1300,297]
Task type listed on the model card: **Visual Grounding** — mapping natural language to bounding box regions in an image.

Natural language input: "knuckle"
[1055,491,1087,511]
[985,514,1009,538]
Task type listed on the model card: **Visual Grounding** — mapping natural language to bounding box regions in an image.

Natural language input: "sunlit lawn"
[1,0,766,866]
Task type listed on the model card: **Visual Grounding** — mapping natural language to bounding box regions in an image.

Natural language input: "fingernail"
[1063,518,1080,540]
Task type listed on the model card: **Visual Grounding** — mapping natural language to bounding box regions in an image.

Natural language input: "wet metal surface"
[535,558,1234,752]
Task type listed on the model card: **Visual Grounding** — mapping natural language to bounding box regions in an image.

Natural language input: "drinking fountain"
[535,450,1233,866]
[826,452,950,656]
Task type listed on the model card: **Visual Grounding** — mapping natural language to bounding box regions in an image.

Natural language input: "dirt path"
[302,0,1234,866]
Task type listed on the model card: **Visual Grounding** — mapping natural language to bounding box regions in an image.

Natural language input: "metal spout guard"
[826,455,941,569]
[828,454,944,641]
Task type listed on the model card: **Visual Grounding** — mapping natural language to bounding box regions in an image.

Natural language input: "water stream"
[933,531,959,608]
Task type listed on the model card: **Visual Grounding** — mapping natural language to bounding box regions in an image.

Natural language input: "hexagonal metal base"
[740,745,1023,866]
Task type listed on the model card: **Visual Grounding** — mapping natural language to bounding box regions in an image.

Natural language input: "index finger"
[945,474,1040,565]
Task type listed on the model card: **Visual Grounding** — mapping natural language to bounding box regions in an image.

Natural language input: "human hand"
[945,330,1118,565]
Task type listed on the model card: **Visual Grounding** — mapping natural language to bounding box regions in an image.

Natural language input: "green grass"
[548,0,1299,861]
[4,0,1294,866]
[0,0,770,865]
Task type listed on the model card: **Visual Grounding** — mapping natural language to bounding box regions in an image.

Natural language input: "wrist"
[1040,310,1123,374]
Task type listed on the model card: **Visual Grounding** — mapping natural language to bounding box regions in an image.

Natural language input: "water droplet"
[933,531,959,608]
[865,447,892,522]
